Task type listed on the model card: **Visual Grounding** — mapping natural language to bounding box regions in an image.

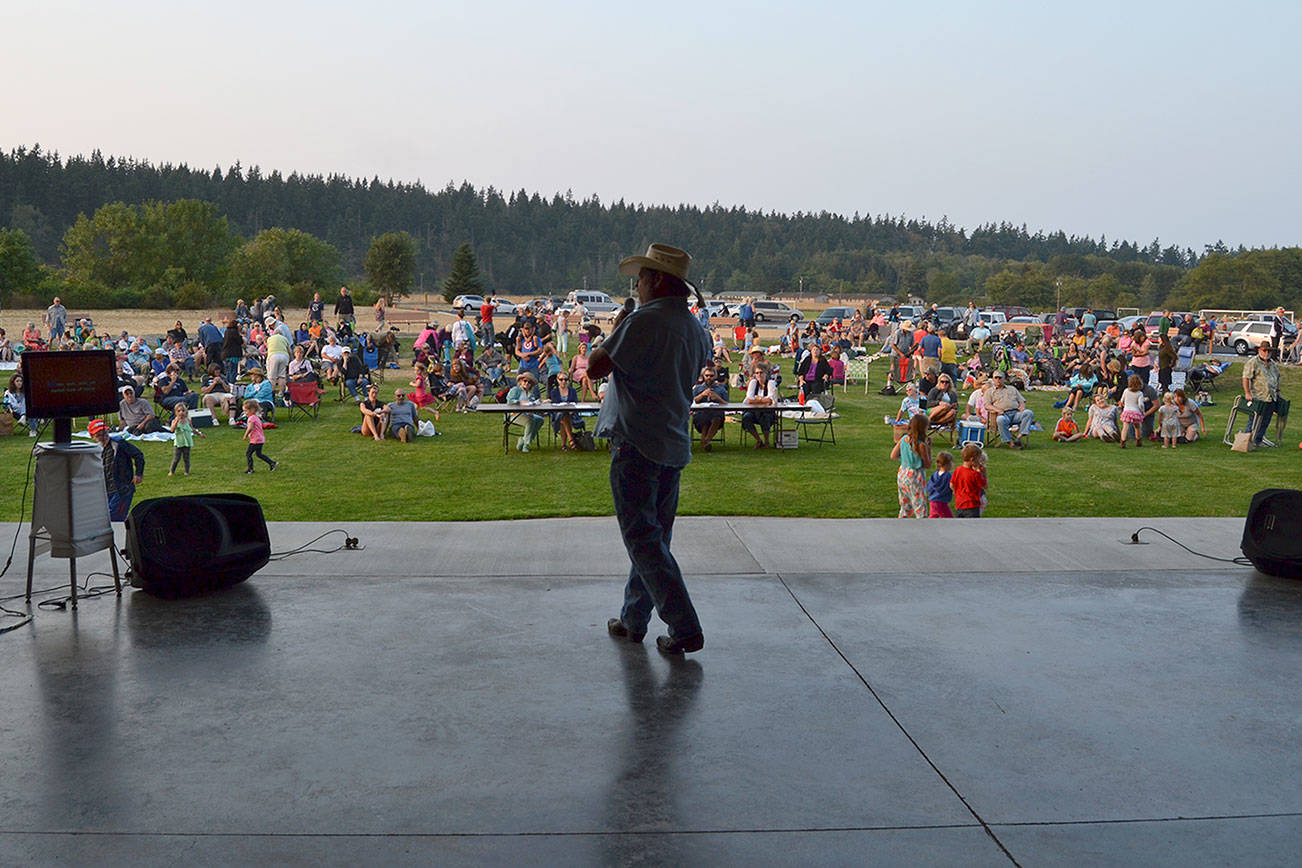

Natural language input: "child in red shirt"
[952,443,987,518]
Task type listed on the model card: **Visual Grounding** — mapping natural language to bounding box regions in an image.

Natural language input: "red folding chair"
[286,380,321,421]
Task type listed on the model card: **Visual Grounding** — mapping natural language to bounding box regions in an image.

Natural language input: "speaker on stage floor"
[126,494,270,597]
[1241,489,1302,579]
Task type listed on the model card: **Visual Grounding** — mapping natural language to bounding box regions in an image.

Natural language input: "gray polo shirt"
[386,399,418,429]
[594,296,711,468]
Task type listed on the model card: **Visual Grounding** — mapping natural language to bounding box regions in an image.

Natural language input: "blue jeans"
[224,358,240,383]
[344,377,367,399]
[107,486,134,523]
[1248,399,1276,444]
[610,442,701,641]
[995,408,1034,443]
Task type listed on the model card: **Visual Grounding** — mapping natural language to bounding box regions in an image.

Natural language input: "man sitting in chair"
[339,347,369,401]
[691,366,729,452]
[986,370,1035,450]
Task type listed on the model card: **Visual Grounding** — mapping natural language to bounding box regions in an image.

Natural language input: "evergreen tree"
[441,242,483,303]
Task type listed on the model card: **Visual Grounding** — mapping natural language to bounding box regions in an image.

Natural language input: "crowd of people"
[1,288,1292,526]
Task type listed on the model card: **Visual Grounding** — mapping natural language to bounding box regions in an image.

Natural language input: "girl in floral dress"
[890,414,931,518]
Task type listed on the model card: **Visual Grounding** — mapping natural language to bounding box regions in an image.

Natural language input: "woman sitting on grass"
[1084,390,1119,441]
[1171,388,1205,443]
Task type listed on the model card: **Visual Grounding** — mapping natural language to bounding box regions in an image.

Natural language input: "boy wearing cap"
[89,419,145,521]
[590,243,712,655]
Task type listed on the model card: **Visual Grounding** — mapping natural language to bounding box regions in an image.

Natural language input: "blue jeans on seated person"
[344,377,367,399]
[996,408,1034,443]
[160,393,199,412]
[610,441,701,642]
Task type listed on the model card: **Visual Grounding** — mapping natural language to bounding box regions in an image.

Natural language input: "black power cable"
[0,418,51,582]
[0,420,52,633]
[1130,526,1254,566]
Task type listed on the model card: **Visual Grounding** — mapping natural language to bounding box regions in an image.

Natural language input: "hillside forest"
[1,144,1299,313]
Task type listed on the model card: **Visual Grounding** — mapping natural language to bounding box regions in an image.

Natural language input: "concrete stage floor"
[0,516,1299,866]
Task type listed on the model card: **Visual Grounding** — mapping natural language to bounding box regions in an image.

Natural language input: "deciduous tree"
[0,227,41,301]
[364,231,418,305]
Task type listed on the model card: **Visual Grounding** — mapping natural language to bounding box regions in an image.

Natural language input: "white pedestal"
[27,441,121,607]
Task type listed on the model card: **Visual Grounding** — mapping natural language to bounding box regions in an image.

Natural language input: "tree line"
[0,143,1298,313]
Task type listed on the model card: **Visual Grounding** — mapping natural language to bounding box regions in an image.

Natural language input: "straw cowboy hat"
[515,370,537,384]
[618,244,692,282]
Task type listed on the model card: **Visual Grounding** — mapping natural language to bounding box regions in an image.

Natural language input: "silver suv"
[1227,320,1295,354]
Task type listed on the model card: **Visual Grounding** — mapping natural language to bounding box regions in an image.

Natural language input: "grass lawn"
[1,353,1296,522]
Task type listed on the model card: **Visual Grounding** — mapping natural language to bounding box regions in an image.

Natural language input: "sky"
[4,0,1300,251]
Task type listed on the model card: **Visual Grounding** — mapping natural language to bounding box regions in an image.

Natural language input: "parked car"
[1039,313,1079,332]
[752,300,804,322]
[1066,307,1117,322]
[986,304,1032,319]
[816,306,858,327]
[560,300,622,320]
[977,310,1007,326]
[1226,320,1297,354]
[705,300,732,319]
[895,304,924,322]
[567,290,614,308]
[1142,311,1193,336]
[452,294,485,312]
[1116,315,1145,332]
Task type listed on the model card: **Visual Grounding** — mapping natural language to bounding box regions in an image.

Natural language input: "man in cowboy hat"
[590,243,712,655]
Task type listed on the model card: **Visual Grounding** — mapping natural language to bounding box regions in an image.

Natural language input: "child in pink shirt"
[242,399,279,473]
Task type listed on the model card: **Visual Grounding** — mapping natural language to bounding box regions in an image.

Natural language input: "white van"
[567,290,613,307]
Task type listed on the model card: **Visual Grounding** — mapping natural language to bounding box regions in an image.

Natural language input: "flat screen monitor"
[21,350,121,419]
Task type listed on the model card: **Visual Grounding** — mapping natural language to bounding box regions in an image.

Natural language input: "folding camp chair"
[1224,396,1289,448]
[842,357,869,395]
[285,380,321,421]
[362,347,384,383]
[783,396,839,446]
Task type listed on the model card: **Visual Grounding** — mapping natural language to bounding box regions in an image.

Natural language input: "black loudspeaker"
[126,494,271,597]
[1241,489,1302,579]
